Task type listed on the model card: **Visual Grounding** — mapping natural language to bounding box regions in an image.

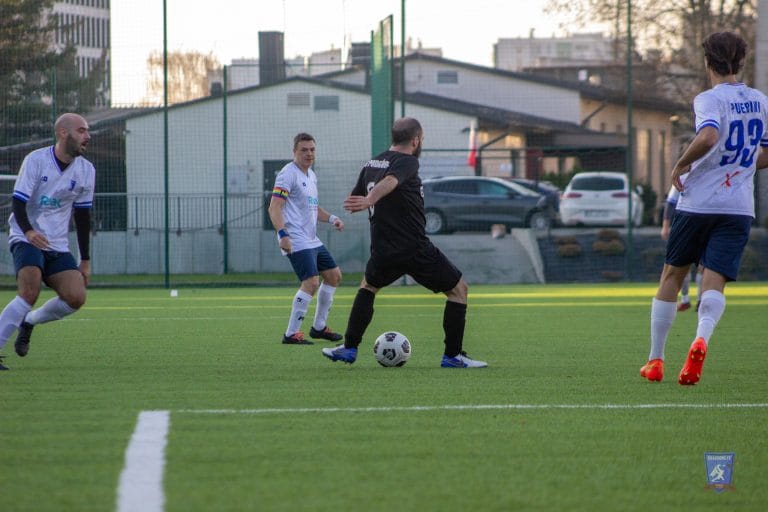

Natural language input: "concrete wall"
[0,229,545,285]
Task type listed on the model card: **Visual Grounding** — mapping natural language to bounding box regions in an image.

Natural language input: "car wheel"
[527,211,550,231]
[424,209,446,234]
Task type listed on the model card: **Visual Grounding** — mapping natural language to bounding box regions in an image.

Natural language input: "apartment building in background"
[51,0,111,105]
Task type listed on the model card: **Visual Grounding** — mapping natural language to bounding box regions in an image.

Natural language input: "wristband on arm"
[328,214,339,224]
[278,228,289,239]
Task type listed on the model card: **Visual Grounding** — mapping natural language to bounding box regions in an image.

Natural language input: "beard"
[413,140,422,159]
[65,134,86,158]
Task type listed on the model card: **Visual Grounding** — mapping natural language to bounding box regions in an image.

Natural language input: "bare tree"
[145,50,221,105]
[545,0,757,101]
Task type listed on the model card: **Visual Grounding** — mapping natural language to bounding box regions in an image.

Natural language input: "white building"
[51,0,111,103]
[494,32,615,72]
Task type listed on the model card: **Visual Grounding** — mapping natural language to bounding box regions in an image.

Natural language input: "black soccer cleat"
[282,332,314,345]
[0,354,9,371]
[15,321,34,357]
[309,326,343,342]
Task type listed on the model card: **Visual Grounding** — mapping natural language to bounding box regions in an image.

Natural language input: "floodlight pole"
[400,0,406,118]
[625,0,634,280]
[163,0,170,288]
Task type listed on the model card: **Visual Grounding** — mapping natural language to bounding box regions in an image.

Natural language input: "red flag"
[467,120,477,167]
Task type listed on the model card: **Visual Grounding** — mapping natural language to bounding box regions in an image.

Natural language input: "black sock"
[344,288,375,348]
[443,300,467,357]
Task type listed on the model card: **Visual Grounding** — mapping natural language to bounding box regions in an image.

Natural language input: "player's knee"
[447,279,468,302]
[301,277,321,296]
[61,288,87,310]
[18,289,40,306]
[324,268,342,287]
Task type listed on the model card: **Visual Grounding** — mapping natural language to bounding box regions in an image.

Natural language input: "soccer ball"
[373,331,412,367]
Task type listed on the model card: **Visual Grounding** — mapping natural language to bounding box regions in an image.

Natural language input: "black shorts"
[666,212,752,282]
[365,242,462,293]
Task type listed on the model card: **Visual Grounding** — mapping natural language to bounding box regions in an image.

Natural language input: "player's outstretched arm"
[344,175,399,213]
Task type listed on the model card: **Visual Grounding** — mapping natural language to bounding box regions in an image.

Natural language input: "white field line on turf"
[116,411,170,512]
[177,403,768,414]
[115,403,767,511]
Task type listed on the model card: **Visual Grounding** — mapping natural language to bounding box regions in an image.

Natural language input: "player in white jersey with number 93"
[641,31,768,385]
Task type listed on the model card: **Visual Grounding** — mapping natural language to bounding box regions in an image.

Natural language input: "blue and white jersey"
[9,146,95,252]
[677,82,768,217]
[272,161,322,252]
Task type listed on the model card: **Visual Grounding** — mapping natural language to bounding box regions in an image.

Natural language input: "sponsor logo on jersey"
[39,195,62,208]
[366,159,391,169]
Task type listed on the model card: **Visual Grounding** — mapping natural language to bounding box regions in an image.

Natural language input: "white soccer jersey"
[9,146,95,252]
[677,82,768,217]
[272,162,322,252]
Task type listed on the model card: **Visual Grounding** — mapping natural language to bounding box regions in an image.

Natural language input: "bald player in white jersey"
[0,113,95,371]
[640,31,768,385]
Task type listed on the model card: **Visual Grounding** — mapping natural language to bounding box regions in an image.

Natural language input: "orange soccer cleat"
[678,338,707,385]
[677,301,691,312]
[640,358,664,382]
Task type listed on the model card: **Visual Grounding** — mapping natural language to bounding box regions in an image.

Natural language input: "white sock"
[696,290,725,344]
[0,296,32,349]
[286,290,312,336]
[25,297,77,325]
[649,298,677,361]
[312,284,337,331]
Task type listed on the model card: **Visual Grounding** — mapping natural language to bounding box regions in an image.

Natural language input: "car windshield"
[570,176,625,191]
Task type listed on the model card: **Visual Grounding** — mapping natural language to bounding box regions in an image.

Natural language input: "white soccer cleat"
[441,352,488,368]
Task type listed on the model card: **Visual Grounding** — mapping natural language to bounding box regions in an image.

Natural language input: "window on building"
[437,70,458,84]
[314,95,340,111]
[287,92,310,107]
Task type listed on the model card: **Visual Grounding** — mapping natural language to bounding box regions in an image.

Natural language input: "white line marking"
[116,410,170,512]
[177,403,768,415]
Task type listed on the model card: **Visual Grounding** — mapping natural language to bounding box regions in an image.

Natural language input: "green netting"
[2,1,766,287]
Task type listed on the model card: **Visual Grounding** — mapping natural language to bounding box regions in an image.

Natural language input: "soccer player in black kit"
[322,117,487,368]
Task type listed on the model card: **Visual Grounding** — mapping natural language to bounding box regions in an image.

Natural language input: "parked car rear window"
[570,176,625,191]
[432,180,477,194]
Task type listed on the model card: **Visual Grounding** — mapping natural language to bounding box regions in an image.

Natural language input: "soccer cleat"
[0,354,8,371]
[441,351,488,368]
[15,321,34,357]
[678,338,707,385]
[639,358,664,382]
[282,332,313,345]
[309,325,343,342]
[321,344,357,364]
[677,301,691,312]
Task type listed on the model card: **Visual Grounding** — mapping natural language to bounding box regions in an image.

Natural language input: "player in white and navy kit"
[267,133,345,345]
[640,32,768,385]
[0,113,95,371]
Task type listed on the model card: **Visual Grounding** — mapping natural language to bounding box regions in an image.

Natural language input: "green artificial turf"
[1,284,766,511]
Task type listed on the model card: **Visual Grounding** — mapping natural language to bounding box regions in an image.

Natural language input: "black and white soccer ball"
[373,331,412,367]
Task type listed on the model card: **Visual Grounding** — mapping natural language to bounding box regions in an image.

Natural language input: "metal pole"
[625,0,634,279]
[222,65,229,273]
[400,0,406,118]
[163,0,170,288]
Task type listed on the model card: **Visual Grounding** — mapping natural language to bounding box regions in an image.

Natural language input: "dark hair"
[293,132,315,150]
[702,31,747,76]
[391,117,422,145]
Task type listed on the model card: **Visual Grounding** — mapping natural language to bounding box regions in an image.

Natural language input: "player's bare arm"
[267,195,292,254]
[344,175,399,213]
[318,207,344,231]
[671,126,718,191]
[756,146,768,171]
